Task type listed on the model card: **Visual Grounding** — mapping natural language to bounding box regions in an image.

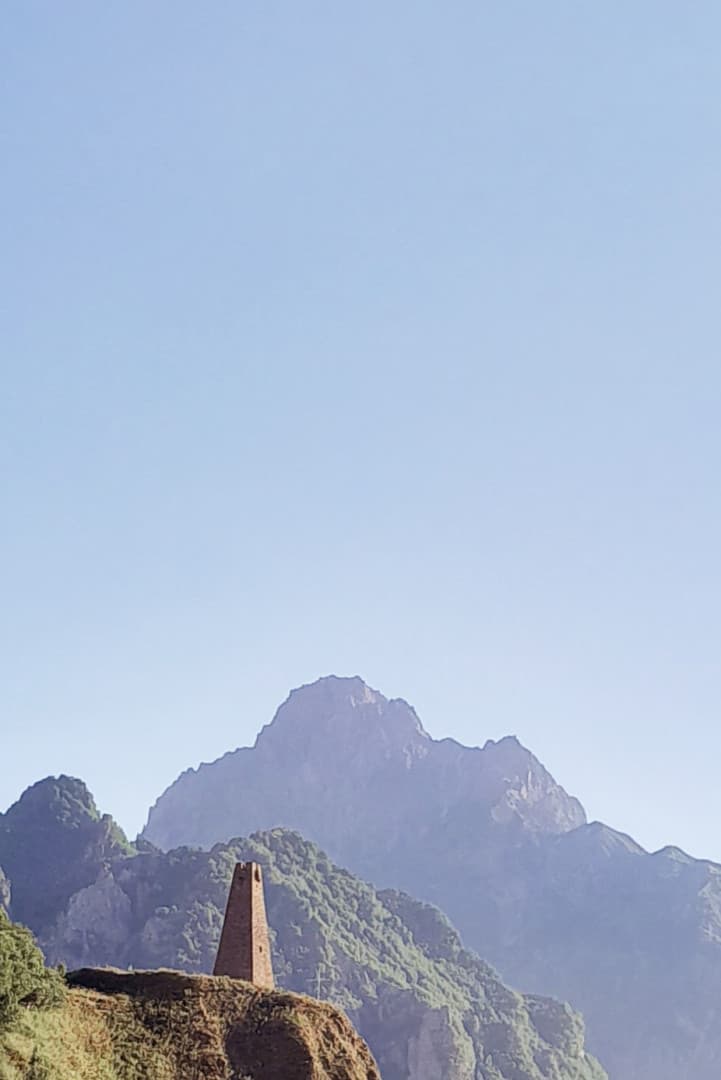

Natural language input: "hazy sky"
[3,3,721,853]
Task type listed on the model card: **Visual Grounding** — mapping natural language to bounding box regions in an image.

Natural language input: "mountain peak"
[254,675,429,760]
[143,676,585,861]
[0,776,132,933]
[289,674,385,708]
[3,775,100,826]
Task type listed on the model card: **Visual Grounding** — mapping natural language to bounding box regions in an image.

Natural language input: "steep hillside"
[1,968,380,1080]
[0,776,132,935]
[0,781,605,1080]
[140,675,721,1080]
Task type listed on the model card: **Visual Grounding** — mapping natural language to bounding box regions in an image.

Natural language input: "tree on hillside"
[0,911,64,1028]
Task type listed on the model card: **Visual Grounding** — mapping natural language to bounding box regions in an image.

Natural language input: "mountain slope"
[141,675,721,1080]
[0,778,605,1080]
[0,775,132,935]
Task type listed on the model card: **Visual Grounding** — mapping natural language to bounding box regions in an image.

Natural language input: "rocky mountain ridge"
[141,675,721,1080]
[144,676,586,860]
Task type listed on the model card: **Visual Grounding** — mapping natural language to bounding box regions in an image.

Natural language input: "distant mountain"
[144,675,585,858]
[142,675,721,1079]
[1,776,604,1080]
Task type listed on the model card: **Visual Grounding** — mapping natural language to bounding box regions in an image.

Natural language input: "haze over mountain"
[143,675,721,1080]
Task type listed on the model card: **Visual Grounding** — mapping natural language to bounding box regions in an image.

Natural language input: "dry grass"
[0,970,380,1080]
[0,991,117,1080]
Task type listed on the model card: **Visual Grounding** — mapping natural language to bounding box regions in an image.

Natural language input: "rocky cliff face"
[0,867,10,914]
[139,675,721,1080]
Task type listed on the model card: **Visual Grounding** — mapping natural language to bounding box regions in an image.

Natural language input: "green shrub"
[0,911,65,1029]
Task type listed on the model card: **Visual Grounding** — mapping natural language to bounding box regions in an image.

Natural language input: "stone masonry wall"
[213,861,274,989]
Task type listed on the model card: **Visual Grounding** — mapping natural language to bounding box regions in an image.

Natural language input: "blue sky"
[3,2,721,852]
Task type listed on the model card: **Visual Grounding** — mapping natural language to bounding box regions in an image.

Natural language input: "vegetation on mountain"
[0,911,64,1031]
[0,778,604,1080]
[0,777,132,936]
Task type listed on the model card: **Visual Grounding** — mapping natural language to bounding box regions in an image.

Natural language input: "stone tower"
[213,861,274,989]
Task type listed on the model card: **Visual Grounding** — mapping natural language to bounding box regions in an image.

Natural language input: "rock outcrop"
[0,867,10,914]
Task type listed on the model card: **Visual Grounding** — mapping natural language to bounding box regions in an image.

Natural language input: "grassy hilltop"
[0,920,379,1080]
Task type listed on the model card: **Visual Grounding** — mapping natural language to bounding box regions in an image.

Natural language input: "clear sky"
[3,2,721,854]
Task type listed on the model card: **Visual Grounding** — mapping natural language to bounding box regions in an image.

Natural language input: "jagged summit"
[143,674,585,865]
[283,674,389,711]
